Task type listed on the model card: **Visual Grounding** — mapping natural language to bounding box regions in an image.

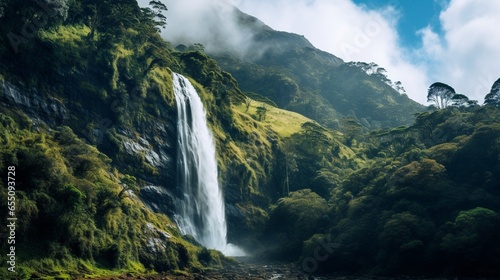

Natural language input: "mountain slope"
[170,4,425,130]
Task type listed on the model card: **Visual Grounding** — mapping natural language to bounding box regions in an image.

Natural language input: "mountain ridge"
[179,3,426,130]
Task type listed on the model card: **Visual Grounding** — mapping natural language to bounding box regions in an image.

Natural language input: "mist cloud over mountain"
[138,0,263,57]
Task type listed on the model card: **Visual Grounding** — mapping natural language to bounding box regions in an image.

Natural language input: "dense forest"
[1,0,500,279]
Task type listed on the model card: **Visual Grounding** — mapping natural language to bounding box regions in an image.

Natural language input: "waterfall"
[172,73,244,256]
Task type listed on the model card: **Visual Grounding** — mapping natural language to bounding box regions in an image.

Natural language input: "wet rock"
[1,80,67,125]
[140,185,177,216]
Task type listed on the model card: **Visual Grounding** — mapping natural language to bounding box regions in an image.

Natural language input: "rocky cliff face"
[1,65,272,254]
[1,79,67,126]
[1,71,179,215]
[2,73,175,177]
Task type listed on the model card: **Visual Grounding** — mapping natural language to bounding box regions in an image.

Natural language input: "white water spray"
[172,72,244,256]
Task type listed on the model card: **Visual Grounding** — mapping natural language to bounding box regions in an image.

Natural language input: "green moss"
[140,67,176,109]
[38,24,90,46]
[110,45,134,90]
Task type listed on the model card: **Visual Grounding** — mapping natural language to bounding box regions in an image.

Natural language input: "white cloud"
[417,26,443,58]
[138,0,257,56]
[420,0,500,102]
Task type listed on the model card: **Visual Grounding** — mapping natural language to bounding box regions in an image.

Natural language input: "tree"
[440,207,500,275]
[341,117,363,146]
[244,97,252,112]
[188,43,205,52]
[83,0,140,41]
[1,0,69,53]
[175,44,188,52]
[279,138,298,196]
[484,78,500,107]
[256,105,269,121]
[450,94,469,107]
[427,82,455,109]
[301,122,328,143]
[267,189,329,257]
[140,0,167,32]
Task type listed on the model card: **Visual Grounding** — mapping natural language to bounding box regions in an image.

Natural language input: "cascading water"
[172,72,244,256]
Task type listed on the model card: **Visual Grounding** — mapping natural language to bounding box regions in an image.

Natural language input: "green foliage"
[255,105,269,121]
[213,46,424,130]
[0,119,219,278]
[340,117,363,146]
[144,1,168,32]
[427,82,456,109]
[244,92,278,107]
[1,1,500,277]
[283,106,500,276]
[265,189,329,259]
[245,103,500,277]
[439,208,500,276]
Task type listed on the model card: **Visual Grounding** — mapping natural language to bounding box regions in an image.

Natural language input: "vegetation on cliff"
[1,0,499,279]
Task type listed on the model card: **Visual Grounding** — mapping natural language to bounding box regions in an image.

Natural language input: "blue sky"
[352,0,444,49]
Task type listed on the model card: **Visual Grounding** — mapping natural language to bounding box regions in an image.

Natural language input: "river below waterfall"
[84,260,487,280]
[159,258,470,280]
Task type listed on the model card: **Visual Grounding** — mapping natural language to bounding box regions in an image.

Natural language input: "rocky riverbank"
[82,257,492,280]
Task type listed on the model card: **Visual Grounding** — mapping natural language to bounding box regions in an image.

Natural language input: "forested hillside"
[263,106,500,277]
[1,0,500,279]
[199,7,425,130]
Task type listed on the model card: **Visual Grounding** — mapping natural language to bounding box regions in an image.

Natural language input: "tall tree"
[484,78,500,107]
[427,82,455,109]
[148,0,168,31]
[256,105,269,121]
[1,0,69,53]
[341,117,363,146]
[450,94,474,107]
[82,0,140,41]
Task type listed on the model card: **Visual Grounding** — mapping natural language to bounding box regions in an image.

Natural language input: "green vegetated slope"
[0,1,244,278]
[0,120,226,279]
[207,7,425,130]
[1,0,500,279]
[263,106,500,277]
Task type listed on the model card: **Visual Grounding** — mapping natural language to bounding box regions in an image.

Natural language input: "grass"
[233,100,313,138]
[38,24,90,45]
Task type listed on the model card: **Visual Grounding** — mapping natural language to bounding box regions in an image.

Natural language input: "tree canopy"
[427,82,456,109]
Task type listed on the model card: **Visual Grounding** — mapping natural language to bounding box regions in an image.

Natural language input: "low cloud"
[138,0,258,56]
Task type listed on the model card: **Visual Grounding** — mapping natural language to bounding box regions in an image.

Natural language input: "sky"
[351,0,443,48]
[141,0,500,105]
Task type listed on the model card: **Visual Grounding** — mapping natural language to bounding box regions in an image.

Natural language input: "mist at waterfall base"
[172,73,245,257]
